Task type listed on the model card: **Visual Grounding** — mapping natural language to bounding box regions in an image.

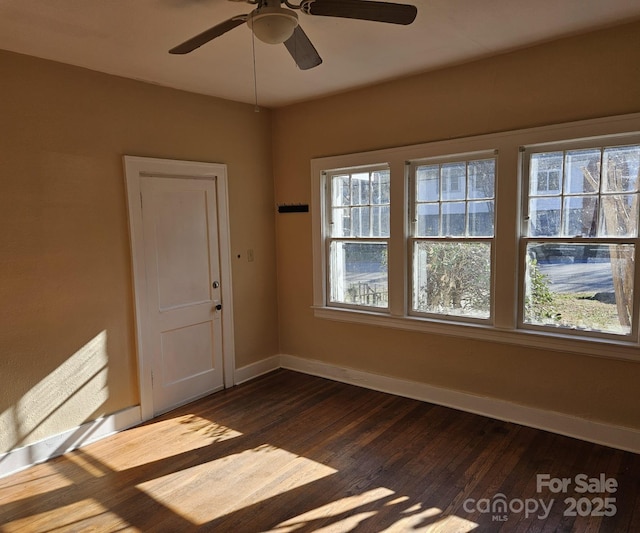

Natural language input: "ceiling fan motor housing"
[248,3,299,44]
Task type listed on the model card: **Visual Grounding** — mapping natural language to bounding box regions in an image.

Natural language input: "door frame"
[124,156,236,421]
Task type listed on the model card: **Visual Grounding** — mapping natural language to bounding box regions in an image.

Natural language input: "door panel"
[154,188,212,310]
[160,322,215,385]
[141,176,223,415]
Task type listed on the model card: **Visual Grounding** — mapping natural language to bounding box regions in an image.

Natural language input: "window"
[522,142,640,337]
[311,113,640,360]
[410,155,496,320]
[327,166,390,309]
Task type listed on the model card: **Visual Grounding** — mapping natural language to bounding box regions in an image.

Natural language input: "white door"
[140,176,224,414]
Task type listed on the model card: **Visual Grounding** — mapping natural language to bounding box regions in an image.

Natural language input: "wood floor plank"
[0,369,637,532]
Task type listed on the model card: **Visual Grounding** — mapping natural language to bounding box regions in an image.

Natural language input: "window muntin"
[327,167,390,309]
[411,156,496,320]
[522,143,640,337]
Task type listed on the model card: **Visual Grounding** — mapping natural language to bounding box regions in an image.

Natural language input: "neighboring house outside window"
[311,113,640,362]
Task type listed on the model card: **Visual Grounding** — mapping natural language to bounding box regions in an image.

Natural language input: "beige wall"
[272,22,640,430]
[0,50,279,453]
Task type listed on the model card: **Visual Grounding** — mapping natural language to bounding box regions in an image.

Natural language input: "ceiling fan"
[169,0,418,70]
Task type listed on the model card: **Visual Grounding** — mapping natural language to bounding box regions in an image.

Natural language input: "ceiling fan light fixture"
[248,6,299,45]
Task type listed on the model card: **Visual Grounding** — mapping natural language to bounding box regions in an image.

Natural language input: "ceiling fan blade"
[284,25,323,70]
[304,0,417,25]
[169,15,247,54]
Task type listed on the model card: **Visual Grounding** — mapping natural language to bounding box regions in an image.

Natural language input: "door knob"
[215,304,222,311]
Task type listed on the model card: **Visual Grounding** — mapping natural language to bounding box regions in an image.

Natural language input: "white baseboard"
[234,355,281,385]
[279,354,640,454]
[0,405,142,479]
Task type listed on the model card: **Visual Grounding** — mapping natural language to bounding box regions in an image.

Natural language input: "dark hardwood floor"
[1,369,638,532]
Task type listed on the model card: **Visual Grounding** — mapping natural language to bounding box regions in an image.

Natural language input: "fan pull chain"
[251,30,260,113]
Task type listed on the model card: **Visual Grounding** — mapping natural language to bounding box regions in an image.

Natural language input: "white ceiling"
[1,0,639,108]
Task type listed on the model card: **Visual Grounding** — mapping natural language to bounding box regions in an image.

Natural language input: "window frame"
[408,151,498,323]
[310,112,640,363]
[518,136,640,341]
[325,165,391,312]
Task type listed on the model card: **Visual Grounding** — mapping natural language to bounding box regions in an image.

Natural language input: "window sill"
[312,306,640,363]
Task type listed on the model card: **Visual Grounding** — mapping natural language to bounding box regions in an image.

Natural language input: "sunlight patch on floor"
[1,498,131,533]
[315,511,379,532]
[0,463,74,505]
[271,487,394,532]
[270,490,479,532]
[87,415,242,472]
[423,514,479,532]
[177,414,243,442]
[136,443,337,526]
[384,504,478,532]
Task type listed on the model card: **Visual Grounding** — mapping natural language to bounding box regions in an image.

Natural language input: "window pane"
[468,159,495,199]
[371,170,390,204]
[600,195,638,237]
[603,145,639,193]
[530,152,563,196]
[442,202,466,236]
[562,196,598,237]
[331,207,351,237]
[417,203,439,236]
[413,241,491,318]
[372,206,390,237]
[564,149,600,194]
[351,206,371,237]
[332,175,350,206]
[529,197,561,237]
[441,163,466,201]
[524,243,634,335]
[351,172,370,205]
[417,165,439,202]
[468,201,494,237]
[330,168,390,239]
[329,241,388,308]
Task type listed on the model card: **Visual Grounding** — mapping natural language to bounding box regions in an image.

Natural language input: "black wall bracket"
[277,204,309,213]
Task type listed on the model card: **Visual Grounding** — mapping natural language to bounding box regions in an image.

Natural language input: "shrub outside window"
[410,155,496,320]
